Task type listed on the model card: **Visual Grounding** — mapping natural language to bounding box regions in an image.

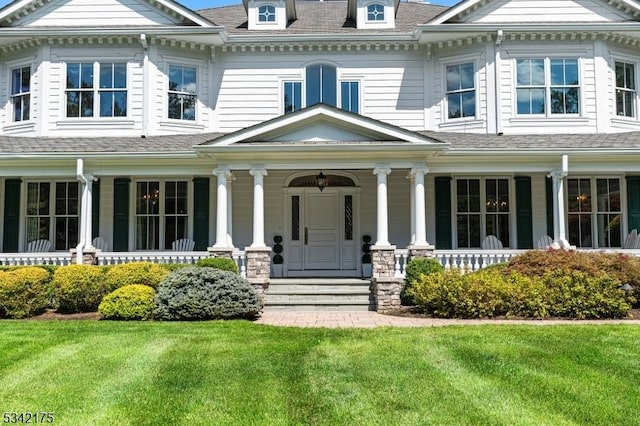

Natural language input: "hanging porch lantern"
[315,171,328,191]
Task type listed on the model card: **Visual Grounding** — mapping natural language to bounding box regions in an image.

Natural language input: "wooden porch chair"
[481,235,503,250]
[26,239,52,253]
[623,229,638,249]
[171,238,195,251]
[535,235,553,249]
[92,237,108,251]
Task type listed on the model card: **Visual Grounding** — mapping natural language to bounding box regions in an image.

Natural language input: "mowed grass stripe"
[0,321,639,426]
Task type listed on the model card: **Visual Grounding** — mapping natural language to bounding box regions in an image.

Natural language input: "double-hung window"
[456,178,510,248]
[136,180,188,250]
[11,66,30,122]
[283,81,302,114]
[26,182,79,251]
[168,65,197,121]
[567,178,621,248]
[516,58,579,115]
[615,61,635,118]
[446,63,475,119]
[340,81,359,114]
[66,62,127,118]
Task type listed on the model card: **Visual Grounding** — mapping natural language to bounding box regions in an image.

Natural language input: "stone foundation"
[246,247,271,304]
[70,249,97,265]
[371,245,396,278]
[371,277,405,312]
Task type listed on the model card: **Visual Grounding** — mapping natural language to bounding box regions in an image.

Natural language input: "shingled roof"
[196,1,448,35]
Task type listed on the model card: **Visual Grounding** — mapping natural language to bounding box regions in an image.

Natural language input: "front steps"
[264,278,374,311]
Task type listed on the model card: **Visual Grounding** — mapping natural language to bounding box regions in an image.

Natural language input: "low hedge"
[195,257,239,274]
[155,266,260,320]
[105,262,169,291]
[99,284,156,320]
[0,267,50,318]
[402,257,444,305]
[48,265,108,313]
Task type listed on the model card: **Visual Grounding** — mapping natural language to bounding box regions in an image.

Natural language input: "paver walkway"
[255,311,640,328]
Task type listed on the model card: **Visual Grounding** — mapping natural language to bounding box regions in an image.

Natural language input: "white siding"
[16,0,177,27]
[462,0,629,23]
[215,50,426,132]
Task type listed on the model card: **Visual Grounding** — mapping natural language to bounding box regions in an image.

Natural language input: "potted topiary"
[272,235,284,277]
[361,235,372,277]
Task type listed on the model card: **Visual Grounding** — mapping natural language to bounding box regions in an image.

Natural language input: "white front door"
[304,191,340,270]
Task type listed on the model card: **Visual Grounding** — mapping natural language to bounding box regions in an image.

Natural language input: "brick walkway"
[255,311,640,328]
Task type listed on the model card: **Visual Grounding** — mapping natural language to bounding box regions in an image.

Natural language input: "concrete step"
[264,279,374,312]
[264,303,372,312]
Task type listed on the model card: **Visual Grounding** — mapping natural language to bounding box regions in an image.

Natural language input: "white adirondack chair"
[92,237,108,251]
[481,235,503,250]
[26,239,52,252]
[623,229,638,249]
[535,235,554,249]
[171,238,195,251]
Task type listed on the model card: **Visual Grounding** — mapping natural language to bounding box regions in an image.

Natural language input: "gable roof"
[427,0,640,25]
[0,0,217,27]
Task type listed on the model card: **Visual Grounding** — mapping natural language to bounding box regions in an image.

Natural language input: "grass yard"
[1,321,639,426]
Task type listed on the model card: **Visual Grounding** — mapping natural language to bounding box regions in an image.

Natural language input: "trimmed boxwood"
[155,266,261,320]
[0,267,50,318]
[195,257,239,274]
[402,257,444,305]
[48,265,108,313]
[99,284,156,320]
[105,262,170,291]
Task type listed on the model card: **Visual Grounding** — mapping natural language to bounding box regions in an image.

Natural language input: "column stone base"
[407,244,435,260]
[207,246,235,259]
[371,245,396,278]
[70,248,98,265]
[371,277,404,312]
[245,247,271,302]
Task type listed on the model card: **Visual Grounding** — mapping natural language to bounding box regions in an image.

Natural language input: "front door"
[287,187,358,276]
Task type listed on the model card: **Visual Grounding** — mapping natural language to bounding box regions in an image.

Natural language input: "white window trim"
[161,56,204,125]
[257,3,278,25]
[130,178,193,251]
[565,175,625,249]
[61,60,131,121]
[281,79,304,115]
[512,56,584,118]
[442,59,478,122]
[611,55,639,121]
[6,57,36,128]
[452,176,514,249]
[365,2,386,23]
[338,79,362,114]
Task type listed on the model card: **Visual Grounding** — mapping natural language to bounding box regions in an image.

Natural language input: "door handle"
[305,227,308,245]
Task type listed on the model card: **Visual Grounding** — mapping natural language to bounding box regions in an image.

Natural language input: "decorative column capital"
[409,165,429,177]
[373,167,392,177]
[212,167,233,179]
[249,168,268,178]
[548,169,568,180]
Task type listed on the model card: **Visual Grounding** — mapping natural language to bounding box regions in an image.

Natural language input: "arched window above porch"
[288,174,356,188]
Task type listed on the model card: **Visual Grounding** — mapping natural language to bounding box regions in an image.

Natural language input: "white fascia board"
[201,143,447,152]
[0,0,33,22]
[223,32,417,43]
[445,148,640,156]
[0,26,225,36]
[417,22,640,33]
[154,0,217,27]
[426,0,484,25]
[0,151,198,160]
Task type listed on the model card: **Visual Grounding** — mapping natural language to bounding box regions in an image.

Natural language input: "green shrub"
[105,262,169,291]
[48,265,107,313]
[155,267,260,320]
[402,257,444,305]
[99,284,156,320]
[195,257,239,274]
[0,267,50,318]
[162,263,191,272]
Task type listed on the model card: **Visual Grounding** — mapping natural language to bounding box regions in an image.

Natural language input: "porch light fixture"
[316,171,328,192]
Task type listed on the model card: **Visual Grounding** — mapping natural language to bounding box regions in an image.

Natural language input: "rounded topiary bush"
[195,257,239,274]
[49,265,107,313]
[105,262,170,292]
[155,267,261,320]
[99,284,156,320]
[402,257,444,305]
[0,267,50,318]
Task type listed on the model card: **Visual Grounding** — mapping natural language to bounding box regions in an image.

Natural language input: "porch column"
[406,172,415,244]
[212,167,232,249]
[82,175,95,249]
[227,173,235,247]
[373,167,391,246]
[249,168,268,247]
[411,166,428,246]
[550,169,571,249]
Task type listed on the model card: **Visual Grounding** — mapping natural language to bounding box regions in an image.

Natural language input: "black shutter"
[3,179,21,252]
[192,177,210,251]
[515,176,533,249]
[545,176,554,238]
[112,178,130,252]
[434,176,452,249]
[92,179,100,239]
[627,176,640,232]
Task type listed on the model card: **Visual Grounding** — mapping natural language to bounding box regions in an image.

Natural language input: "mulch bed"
[27,309,101,321]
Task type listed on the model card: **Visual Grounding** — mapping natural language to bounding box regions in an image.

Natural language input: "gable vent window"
[258,4,276,22]
[11,66,30,122]
[367,4,385,21]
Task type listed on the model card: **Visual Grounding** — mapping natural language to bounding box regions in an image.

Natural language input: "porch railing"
[96,251,210,266]
[0,253,72,266]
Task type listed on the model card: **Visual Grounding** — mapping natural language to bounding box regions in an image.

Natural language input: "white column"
[373,167,392,246]
[213,167,231,248]
[406,173,415,244]
[550,169,570,248]
[411,166,428,246]
[227,173,235,247]
[250,168,268,248]
[83,175,94,248]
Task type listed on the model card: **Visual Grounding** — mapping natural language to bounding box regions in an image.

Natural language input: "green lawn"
[1,321,639,426]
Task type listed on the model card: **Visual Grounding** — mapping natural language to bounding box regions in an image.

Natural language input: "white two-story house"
[1,0,640,292]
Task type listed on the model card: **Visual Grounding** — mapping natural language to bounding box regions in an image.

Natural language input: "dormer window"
[258,5,276,22]
[367,4,385,21]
